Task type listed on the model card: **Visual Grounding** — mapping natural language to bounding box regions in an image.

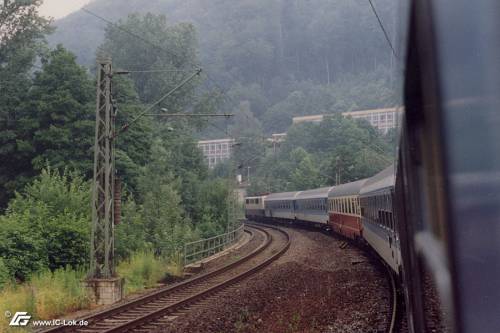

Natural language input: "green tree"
[100,13,199,107]
[25,45,95,174]
[0,0,52,207]
[288,148,323,190]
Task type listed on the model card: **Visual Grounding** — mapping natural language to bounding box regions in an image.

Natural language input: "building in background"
[267,133,287,153]
[198,138,235,168]
[291,107,401,134]
[342,107,401,134]
[292,114,325,125]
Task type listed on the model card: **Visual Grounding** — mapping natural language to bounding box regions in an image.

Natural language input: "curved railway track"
[40,223,290,333]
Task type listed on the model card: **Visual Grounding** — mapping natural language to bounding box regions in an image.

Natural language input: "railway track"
[387,264,398,333]
[40,223,290,333]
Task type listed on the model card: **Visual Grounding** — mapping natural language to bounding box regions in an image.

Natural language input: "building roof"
[328,179,368,198]
[292,115,324,124]
[265,191,302,201]
[295,187,334,200]
[342,107,402,117]
[360,165,395,195]
[198,138,235,144]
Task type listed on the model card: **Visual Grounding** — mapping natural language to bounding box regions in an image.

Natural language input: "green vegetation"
[248,115,393,194]
[0,1,235,322]
[117,251,182,295]
[0,267,89,332]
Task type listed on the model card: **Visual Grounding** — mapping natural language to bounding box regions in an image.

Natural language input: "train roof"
[328,179,368,198]
[360,165,395,195]
[295,187,334,200]
[265,191,301,201]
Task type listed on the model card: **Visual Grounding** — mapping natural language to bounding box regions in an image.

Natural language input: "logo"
[9,312,31,326]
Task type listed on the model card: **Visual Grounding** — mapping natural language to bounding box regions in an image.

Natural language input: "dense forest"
[47,0,398,191]
[50,0,397,134]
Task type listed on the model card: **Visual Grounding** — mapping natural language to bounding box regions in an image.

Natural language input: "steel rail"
[40,224,289,333]
[387,264,398,333]
[101,224,289,332]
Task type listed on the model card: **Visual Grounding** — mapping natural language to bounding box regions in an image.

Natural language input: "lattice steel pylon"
[89,57,115,279]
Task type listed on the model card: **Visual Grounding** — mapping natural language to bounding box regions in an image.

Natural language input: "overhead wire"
[81,8,201,71]
[367,0,397,59]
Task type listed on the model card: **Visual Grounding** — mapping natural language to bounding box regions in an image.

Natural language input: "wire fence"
[183,224,245,266]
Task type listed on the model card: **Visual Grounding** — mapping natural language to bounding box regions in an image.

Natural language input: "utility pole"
[86,57,121,305]
[90,57,115,279]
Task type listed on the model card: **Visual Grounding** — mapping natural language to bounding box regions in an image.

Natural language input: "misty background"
[48,0,397,136]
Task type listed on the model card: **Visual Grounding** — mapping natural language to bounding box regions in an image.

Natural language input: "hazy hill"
[49,0,397,134]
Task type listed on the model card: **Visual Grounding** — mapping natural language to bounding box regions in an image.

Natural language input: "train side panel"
[360,166,402,274]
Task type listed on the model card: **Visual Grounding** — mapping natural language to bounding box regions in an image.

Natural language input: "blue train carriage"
[294,187,334,225]
[264,191,301,222]
[360,165,401,273]
[244,195,267,222]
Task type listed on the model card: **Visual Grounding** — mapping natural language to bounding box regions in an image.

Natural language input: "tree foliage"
[248,115,392,194]
[0,168,90,281]
[0,0,52,207]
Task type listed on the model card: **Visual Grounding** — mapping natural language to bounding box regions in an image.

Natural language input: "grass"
[117,251,183,295]
[0,267,90,332]
[0,251,183,332]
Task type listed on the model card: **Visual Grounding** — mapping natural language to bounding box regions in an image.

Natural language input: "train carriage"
[328,179,367,240]
[244,195,267,222]
[264,191,300,221]
[294,187,334,225]
[360,165,401,273]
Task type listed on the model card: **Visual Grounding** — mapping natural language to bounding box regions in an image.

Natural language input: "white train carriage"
[264,191,301,221]
[294,187,334,224]
[244,195,267,221]
[360,165,402,273]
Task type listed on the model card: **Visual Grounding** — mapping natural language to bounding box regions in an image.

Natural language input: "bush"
[0,258,10,289]
[0,168,90,280]
[0,213,47,281]
[115,198,148,261]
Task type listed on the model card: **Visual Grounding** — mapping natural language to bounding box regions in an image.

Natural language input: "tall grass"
[0,267,89,332]
[0,252,182,332]
[117,251,182,295]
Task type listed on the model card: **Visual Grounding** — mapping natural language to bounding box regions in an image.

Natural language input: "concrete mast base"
[84,277,124,305]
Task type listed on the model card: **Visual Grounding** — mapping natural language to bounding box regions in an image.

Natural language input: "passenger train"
[245,0,500,331]
[244,165,402,274]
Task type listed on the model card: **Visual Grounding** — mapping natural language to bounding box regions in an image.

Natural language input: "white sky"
[39,0,93,19]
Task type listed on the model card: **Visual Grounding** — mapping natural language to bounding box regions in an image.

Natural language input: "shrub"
[0,258,11,289]
[0,168,90,280]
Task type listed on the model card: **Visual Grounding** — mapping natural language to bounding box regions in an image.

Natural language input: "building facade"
[291,107,401,134]
[342,107,401,134]
[197,138,235,168]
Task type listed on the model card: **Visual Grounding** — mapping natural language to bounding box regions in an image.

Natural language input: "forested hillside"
[50,0,397,135]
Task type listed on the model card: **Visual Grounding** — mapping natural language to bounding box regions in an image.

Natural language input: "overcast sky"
[39,0,92,19]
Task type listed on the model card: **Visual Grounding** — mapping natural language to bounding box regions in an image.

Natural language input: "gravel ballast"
[166,225,391,333]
